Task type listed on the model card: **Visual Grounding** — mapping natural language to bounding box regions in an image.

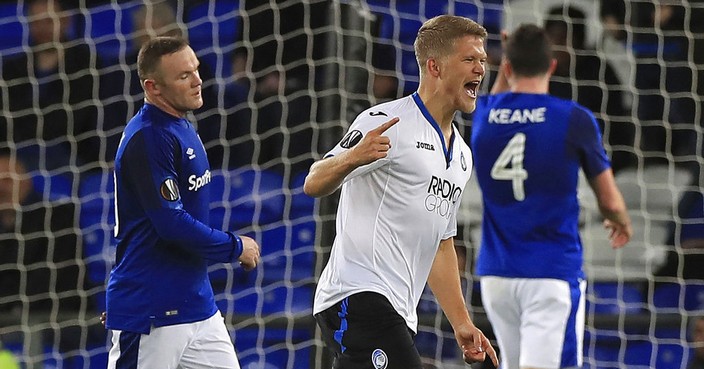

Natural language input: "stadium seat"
[231,284,313,316]
[257,220,316,283]
[208,169,229,228]
[0,3,24,56]
[234,327,312,369]
[51,347,109,369]
[184,1,240,79]
[655,343,690,369]
[615,165,692,218]
[77,2,138,64]
[652,282,684,310]
[78,171,116,310]
[583,215,670,281]
[417,285,439,314]
[414,329,459,360]
[584,333,652,369]
[652,281,704,311]
[290,171,315,220]
[584,328,691,369]
[582,165,692,281]
[31,171,74,201]
[209,262,253,299]
[586,282,644,314]
[364,0,423,93]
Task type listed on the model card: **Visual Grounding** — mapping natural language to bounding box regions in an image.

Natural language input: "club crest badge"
[371,348,388,369]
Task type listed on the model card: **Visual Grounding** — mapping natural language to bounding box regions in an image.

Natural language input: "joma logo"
[416,141,435,151]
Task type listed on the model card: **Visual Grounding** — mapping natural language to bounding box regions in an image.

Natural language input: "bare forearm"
[600,200,629,226]
[590,168,632,247]
[592,169,630,226]
[491,31,510,95]
[490,62,510,94]
[428,238,472,329]
[303,153,357,198]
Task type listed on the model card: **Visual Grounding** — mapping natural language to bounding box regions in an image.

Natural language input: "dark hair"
[137,36,188,80]
[545,5,586,50]
[505,24,553,77]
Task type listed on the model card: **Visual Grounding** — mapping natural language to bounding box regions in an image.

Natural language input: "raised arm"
[490,59,511,94]
[490,31,510,95]
[589,168,632,248]
[428,238,499,367]
[303,117,399,198]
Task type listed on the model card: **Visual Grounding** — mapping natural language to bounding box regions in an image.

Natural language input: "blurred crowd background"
[0,0,703,368]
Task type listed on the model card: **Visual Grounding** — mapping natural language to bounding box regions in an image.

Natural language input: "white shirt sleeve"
[324,112,399,183]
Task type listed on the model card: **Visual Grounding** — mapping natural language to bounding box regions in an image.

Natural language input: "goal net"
[0,0,702,368]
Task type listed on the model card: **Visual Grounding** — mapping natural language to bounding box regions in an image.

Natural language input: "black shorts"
[314,292,423,369]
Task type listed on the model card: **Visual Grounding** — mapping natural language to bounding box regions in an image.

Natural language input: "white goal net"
[0,0,702,368]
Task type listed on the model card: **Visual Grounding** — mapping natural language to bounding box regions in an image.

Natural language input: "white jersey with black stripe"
[313,93,473,333]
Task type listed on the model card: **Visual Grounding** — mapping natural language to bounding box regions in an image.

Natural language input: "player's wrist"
[338,149,363,171]
[227,232,244,261]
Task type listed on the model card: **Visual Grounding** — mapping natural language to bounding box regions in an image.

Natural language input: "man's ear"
[143,79,160,96]
[503,59,513,79]
[547,58,558,77]
[426,58,441,78]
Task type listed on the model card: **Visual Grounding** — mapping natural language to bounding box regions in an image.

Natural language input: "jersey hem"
[313,287,418,333]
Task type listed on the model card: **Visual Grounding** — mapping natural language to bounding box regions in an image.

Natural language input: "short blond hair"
[414,15,487,75]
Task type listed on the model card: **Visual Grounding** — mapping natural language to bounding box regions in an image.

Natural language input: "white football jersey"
[313,93,473,332]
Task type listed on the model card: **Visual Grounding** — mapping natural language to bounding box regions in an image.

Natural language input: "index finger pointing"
[372,117,400,134]
[488,345,499,367]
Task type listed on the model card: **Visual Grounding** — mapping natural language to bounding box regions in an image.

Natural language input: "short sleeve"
[567,105,611,179]
[324,111,399,182]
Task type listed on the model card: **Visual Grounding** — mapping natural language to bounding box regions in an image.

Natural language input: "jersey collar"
[143,103,191,127]
[412,92,455,169]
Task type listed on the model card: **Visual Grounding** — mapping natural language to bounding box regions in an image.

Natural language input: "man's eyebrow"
[178,65,199,74]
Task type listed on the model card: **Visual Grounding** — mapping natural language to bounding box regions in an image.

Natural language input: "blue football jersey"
[106,104,242,334]
[471,93,610,280]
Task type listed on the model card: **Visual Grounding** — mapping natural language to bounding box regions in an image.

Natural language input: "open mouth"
[465,81,480,98]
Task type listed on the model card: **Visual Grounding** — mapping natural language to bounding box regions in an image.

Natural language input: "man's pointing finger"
[371,117,400,134]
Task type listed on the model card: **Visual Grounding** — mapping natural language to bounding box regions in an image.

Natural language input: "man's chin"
[460,102,477,114]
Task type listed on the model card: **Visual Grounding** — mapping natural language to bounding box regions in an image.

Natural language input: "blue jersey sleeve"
[122,129,243,263]
[567,105,611,179]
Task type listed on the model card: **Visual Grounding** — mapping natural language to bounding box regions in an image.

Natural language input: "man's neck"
[509,75,550,94]
[144,97,186,119]
[416,87,455,132]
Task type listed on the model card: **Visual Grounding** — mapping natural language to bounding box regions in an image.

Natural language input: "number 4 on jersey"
[490,133,528,201]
